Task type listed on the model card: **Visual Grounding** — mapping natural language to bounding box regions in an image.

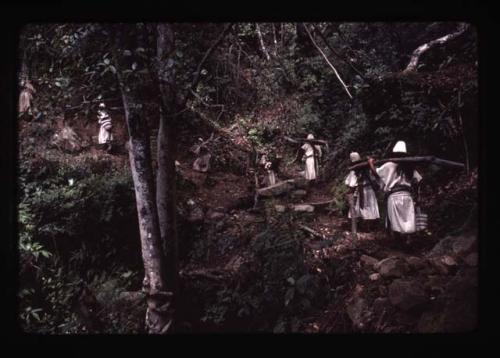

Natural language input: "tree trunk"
[256,23,271,61]
[120,88,173,334]
[156,23,179,316]
[113,25,173,333]
[272,23,278,57]
[403,23,469,73]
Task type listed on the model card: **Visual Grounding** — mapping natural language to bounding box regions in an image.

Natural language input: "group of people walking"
[345,140,423,239]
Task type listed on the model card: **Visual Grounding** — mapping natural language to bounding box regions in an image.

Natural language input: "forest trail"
[170,144,477,333]
[34,112,477,333]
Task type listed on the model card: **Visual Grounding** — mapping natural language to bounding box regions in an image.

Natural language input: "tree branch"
[255,23,271,61]
[302,23,353,99]
[182,23,233,107]
[403,23,470,73]
[311,24,365,80]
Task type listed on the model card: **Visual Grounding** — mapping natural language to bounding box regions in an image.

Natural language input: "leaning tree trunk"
[156,23,179,305]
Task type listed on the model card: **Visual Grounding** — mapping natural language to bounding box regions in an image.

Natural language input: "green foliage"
[330,180,349,214]
[193,217,325,332]
[18,147,142,333]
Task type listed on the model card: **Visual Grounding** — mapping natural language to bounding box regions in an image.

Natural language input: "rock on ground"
[374,257,409,278]
[388,279,428,311]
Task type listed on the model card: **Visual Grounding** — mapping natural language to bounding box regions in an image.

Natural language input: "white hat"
[99,102,106,109]
[392,141,407,153]
[350,152,361,162]
[307,134,314,140]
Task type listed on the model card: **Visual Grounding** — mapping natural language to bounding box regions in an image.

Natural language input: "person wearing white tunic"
[259,154,277,187]
[97,102,113,150]
[301,134,322,181]
[368,141,422,235]
[345,152,380,222]
[18,80,36,118]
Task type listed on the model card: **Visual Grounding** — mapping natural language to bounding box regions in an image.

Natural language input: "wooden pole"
[284,136,328,146]
[348,156,465,171]
[347,193,358,240]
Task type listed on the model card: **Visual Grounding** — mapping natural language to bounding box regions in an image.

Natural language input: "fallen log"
[299,224,326,240]
[348,156,465,171]
[257,180,295,197]
[306,199,335,208]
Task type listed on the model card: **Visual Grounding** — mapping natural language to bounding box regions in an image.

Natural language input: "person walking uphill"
[367,141,422,241]
[97,102,113,152]
[301,134,322,182]
[345,152,380,231]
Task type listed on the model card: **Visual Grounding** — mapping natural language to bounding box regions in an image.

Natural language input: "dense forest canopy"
[17,22,478,333]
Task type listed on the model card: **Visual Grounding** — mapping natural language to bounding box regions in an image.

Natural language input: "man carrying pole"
[367,141,422,244]
[345,152,380,237]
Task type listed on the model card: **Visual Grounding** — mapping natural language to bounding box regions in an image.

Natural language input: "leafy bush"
[18,151,143,333]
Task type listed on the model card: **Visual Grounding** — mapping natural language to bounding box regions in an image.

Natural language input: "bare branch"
[255,23,271,61]
[404,23,470,73]
[272,23,278,57]
[188,23,233,96]
[302,23,353,100]
[311,24,365,80]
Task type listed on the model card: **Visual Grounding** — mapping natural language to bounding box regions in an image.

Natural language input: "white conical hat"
[350,152,361,162]
[307,134,314,140]
[392,140,407,153]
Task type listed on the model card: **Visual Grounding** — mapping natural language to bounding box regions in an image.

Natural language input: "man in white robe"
[368,141,422,236]
[18,80,36,119]
[193,145,212,173]
[97,102,113,151]
[345,152,380,225]
[259,154,277,187]
[301,134,322,181]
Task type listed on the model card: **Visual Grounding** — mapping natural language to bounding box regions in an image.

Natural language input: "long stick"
[347,193,358,240]
[312,24,365,80]
[348,156,465,171]
[299,224,326,240]
[284,135,328,146]
[302,23,353,99]
[458,89,470,176]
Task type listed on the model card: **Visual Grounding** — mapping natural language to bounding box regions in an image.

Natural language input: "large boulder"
[290,189,308,201]
[427,233,477,259]
[427,236,455,258]
[347,297,368,329]
[287,177,309,189]
[346,284,368,329]
[275,205,287,213]
[388,279,428,311]
[451,234,477,257]
[417,269,477,332]
[360,255,379,270]
[374,257,409,278]
[292,204,314,212]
